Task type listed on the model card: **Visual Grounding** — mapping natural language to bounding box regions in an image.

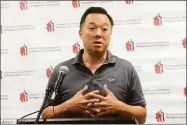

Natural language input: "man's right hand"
[63,85,100,117]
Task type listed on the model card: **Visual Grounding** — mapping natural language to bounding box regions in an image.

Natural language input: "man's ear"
[79,29,82,39]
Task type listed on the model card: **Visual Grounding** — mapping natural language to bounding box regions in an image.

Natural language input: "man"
[41,7,147,124]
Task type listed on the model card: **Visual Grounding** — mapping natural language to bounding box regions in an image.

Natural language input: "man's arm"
[125,65,147,124]
[42,99,147,123]
[42,103,68,118]
[118,102,147,124]
[41,86,100,119]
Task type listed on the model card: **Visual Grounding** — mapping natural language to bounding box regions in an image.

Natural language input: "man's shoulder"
[53,58,74,71]
[115,56,134,68]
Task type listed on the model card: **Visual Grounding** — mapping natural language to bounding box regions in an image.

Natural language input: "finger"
[92,90,100,94]
[83,110,95,118]
[93,102,105,107]
[83,110,91,116]
[103,84,112,95]
[89,93,105,100]
[88,108,101,113]
[79,85,88,94]
[80,106,88,110]
[87,99,100,103]
[95,112,108,118]
[84,90,99,99]
[87,103,92,107]
[99,107,108,112]
[83,110,90,114]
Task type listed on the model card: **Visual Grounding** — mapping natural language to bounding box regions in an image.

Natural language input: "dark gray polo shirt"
[45,49,146,118]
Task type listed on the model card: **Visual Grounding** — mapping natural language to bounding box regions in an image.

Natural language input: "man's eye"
[102,28,108,31]
[89,27,95,30]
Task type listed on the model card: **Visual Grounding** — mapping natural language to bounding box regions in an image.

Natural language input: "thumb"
[80,85,88,94]
[104,84,112,95]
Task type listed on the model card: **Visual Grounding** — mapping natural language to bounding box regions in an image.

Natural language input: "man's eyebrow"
[88,22,95,25]
[88,22,109,26]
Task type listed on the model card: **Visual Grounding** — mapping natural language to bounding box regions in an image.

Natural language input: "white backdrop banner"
[1,1,186,124]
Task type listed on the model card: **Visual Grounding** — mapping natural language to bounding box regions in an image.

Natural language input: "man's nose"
[94,29,102,38]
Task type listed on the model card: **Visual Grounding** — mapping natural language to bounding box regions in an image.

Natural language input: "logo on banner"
[154,13,162,26]
[126,39,134,51]
[156,109,165,122]
[125,0,133,4]
[72,0,80,8]
[1,94,8,100]
[20,90,28,102]
[20,0,28,10]
[20,44,28,56]
[46,20,55,32]
[154,61,164,74]
[72,42,80,54]
[46,66,53,78]
[182,37,186,48]
[184,87,187,96]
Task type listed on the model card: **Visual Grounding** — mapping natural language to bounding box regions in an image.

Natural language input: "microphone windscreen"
[59,66,69,74]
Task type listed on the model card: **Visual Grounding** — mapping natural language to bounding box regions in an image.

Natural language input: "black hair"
[80,7,114,30]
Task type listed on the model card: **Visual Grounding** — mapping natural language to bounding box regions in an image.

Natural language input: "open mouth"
[93,41,102,44]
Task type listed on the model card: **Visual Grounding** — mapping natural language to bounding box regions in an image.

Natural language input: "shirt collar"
[72,49,116,65]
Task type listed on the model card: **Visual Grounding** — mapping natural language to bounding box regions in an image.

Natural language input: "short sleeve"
[127,66,146,107]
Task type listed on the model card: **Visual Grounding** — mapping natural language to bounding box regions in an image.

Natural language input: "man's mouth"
[93,41,102,44]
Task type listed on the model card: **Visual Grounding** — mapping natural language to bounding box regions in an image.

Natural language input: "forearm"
[41,102,68,119]
[118,102,147,124]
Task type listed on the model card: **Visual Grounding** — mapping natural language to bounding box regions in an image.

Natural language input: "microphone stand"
[35,71,66,124]
[19,110,39,119]
[35,84,55,124]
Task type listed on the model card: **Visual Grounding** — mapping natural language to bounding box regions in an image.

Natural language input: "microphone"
[35,66,69,124]
[51,66,69,100]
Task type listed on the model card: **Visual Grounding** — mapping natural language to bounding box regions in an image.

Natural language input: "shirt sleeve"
[127,66,146,107]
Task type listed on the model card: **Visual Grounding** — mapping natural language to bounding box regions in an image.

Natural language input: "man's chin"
[91,50,106,57]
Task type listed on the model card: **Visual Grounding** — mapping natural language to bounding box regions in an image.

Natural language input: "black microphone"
[35,66,69,124]
[51,66,69,100]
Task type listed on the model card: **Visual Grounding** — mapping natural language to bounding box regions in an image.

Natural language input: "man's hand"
[89,84,124,117]
[64,85,100,117]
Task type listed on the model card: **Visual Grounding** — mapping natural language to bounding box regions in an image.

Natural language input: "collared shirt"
[45,49,146,118]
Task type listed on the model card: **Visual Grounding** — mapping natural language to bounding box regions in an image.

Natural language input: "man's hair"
[80,7,114,30]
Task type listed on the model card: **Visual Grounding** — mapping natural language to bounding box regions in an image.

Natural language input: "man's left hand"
[89,84,124,117]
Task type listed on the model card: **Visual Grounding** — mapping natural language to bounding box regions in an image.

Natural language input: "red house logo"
[20,0,28,10]
[46,66,53,78]
[182,38,186,48]
[154,61,163,74]
[125,0,133,4]
[20,44,28,56]
[154,13,162,26]
[20,90,28,102]
[184,87,187,96]
[126,39,134,51]
[72,0,80,8]
[46,20,55,32]
[72,42,80,54]
[156,109,165,122]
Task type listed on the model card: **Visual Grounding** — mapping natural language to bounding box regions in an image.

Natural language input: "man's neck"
[82,51,107,65]
[82,51,107,73]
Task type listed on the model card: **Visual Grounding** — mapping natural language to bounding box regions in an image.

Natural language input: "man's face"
[79,13,112,55]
